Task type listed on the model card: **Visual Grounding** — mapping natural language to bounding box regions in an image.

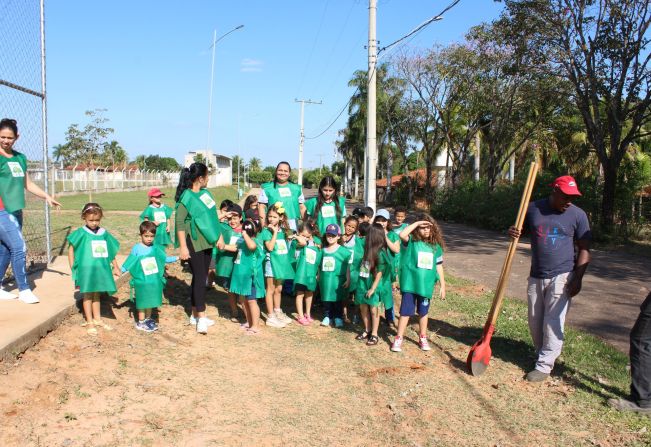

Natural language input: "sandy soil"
[0,263,644,447]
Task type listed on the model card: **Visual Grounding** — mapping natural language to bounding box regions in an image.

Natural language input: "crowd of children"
[67,161,446,352]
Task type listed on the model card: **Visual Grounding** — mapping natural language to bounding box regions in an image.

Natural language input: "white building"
[184,150,232,187]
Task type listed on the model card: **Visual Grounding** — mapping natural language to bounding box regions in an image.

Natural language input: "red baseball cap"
[551,175,581,196]
[147,187,165,198]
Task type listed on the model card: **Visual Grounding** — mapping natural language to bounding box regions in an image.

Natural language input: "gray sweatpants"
[527,272,572,374]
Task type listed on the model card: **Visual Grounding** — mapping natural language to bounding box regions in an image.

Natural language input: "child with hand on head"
[391,214,446,353]
[215,204,244,322]
[292,219,322,325]
[67,203,121,336]
[355,224,393,346]
[260,202,295,328]
[318,224,351,328]
[373,209,401,328]
[121,221,178,332]
[305,176,347,236]
[139,187,173,247]
[221,219,266,335]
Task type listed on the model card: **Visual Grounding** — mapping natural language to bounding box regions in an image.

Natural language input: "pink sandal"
[245,327,261,336]
[297,316,310,326]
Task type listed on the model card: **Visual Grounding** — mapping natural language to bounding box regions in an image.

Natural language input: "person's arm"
[111,259,121,277]
[25,172,61,208]
[242,231,258,251]
[386,234,400,253]
[176,204,190,260]
[258,203,267,226]
[216,234,225,250]
[295,234,308,247]
[567,239,590,297]
[399,221,430,243]
[343,264,351,289]
[166,217,172,233]
[436,264,446,300]
[366,271,383,297]
[67,245,74,269]
[300,203,307,219]
[264,227,278,251]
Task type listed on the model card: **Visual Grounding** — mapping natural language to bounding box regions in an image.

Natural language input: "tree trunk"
[601,160,617,230]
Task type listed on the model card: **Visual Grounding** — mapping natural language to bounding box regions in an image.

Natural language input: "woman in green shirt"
[175,162,223,334]
[257,161,305,231]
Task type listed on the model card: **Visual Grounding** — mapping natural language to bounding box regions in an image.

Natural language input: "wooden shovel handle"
[486,161,538,327]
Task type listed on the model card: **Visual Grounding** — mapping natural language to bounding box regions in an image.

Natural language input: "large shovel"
[466,161,539,376]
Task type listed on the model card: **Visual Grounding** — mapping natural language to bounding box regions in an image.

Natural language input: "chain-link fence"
[0,0,50,268]
[51,167,180,194]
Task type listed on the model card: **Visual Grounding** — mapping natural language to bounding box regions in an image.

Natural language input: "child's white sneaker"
[18,290,40,304]
[189,315,214,327]
[196,317,209,334]
[0,288,17,300]
[419,336,431,351]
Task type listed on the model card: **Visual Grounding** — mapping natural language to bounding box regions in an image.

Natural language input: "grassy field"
[0,270,647,446]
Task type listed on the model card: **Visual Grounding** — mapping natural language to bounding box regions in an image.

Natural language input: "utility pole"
[365,0,378,210]
[315,153,327,177]
[295,98,322,186]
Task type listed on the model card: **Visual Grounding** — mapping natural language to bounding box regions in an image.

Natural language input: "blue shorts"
[246,284,259,301]
[264,260,273,278]
[399,292,430,317]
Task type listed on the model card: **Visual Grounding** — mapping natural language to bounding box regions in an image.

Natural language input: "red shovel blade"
[467,324,495,376]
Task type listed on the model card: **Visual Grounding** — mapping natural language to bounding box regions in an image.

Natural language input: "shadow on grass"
[428,318,628,401]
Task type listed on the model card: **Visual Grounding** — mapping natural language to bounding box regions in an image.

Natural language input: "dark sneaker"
[135,320,154,333]
[525,369,549,382]
[145,318,159,331]
[608,398,651,414]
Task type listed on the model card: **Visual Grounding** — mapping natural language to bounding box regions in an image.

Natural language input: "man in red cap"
[509,175,591,382]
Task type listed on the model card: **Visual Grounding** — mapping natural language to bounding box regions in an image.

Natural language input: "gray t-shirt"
[525,199,591,279]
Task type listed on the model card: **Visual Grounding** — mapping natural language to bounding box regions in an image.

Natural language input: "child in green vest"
[342,216,361,324]
[139,187,173,247]
[355,224,393,346]
[261,202,295,328]
[121,221,178,332]
[318,224,351,328]
[207,199,235,289]
[304,176,347,237]
[391,214,446,353]
[293,219,322,325]
[373,209,401,328]
[67,203,121,336]
[221,219,265,335]
[392,206,408,235]
[215,203,244,322]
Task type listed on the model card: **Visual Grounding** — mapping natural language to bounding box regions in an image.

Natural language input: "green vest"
[305,196,347,236]
[347,237,365,293]
[355,248,392,307]
[260,228,295,280]
[318,245,351,302]
[121,245,167,310]
[67,227,120,294]
[399,239,443,298]
[176,188,221,245]
[140,204,173,247]
[261,181,303,220]
[0,151,27,213]
[229,238,265,298]
[293,241,321,292]
[216,224,242,278]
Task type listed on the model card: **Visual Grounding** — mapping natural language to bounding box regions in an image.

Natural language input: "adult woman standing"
[0,118,60,302]
[257,161,305,231]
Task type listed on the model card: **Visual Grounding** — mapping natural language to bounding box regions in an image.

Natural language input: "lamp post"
[206,25,244,153]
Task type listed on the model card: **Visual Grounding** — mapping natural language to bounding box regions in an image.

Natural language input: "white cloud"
[241,58,263,73]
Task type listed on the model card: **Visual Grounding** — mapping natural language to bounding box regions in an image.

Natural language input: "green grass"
[55,186,239,211]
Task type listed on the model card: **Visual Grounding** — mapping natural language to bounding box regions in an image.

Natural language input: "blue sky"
[45,0,503,169]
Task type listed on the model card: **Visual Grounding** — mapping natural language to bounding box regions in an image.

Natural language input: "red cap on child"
[147,187,165,198]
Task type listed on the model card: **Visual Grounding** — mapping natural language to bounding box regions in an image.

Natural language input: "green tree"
[248,157,262,172]
[102,140,128,167]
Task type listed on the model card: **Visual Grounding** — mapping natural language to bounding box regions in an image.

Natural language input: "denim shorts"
[246,284,259,301]
[399,292,430,317]
[264,259,273,278]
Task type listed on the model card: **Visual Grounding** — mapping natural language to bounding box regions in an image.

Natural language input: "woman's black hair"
[358,221,371,237]
[243,194,258,211]
[373,214,393,231]
[0,118,18,136]
[362,223,388,275]
[175,162,208,202]
[220,199,234,210]
[313,176,342,222]
[273,161,293,188]
[242,219,260,238]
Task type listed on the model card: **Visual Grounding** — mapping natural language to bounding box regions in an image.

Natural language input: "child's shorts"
[264,260,274,278]
[399,292,430,317]
[294,283,308,293]
[216,276,230,290]
[246,284,259,301]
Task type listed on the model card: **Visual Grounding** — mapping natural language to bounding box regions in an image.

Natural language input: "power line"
[296,0,330,98]
[305,0,463,141]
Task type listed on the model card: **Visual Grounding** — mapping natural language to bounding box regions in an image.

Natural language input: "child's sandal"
[355,331,369,341]
[86,326,98,336]
[366,335,379,346]
[92,320,113,331]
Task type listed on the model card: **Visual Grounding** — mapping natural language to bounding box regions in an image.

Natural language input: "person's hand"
[179,247,190,261]
[366,288,376,298]
[416,221,432,228]
[154,221,161,226]
[566,276,582,297]
[269,224,279,234]
[47,196,62,209]
[295,235,307,245]
[216,239,225,250]
[112,266,121,277]
[439,283,446,300]
[343,279,350,289]
[507,226,521,239]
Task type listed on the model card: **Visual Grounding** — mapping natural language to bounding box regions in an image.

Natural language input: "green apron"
[347,237,365,293]
[260,181,303,220]
[0,151,27,213]
[67,227,120,294]
[399,238,443,298]
[140,204,173,247]
[215,224,242,278]
[293,241,321,292]
[355,249,392,307]
[305,196,347,236]
[121,245,167,309]
[318,245,351,302]
[229,238,265,298]
[176,188,221,245]
[260,228,295,280]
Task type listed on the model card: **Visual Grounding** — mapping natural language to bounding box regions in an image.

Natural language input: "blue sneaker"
[145,318,159,331]
[321,316,331,327]
[334,318,344,328]
[135,320,154,333]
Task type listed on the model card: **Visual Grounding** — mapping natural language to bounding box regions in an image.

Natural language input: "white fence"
[43,167,181,194]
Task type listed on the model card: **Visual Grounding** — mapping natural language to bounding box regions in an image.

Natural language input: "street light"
[206,25,244,153]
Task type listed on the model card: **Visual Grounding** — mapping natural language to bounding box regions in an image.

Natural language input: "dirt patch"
[0,263,645,446]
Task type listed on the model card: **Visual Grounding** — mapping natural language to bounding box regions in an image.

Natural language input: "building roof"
[376,168,431,188]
